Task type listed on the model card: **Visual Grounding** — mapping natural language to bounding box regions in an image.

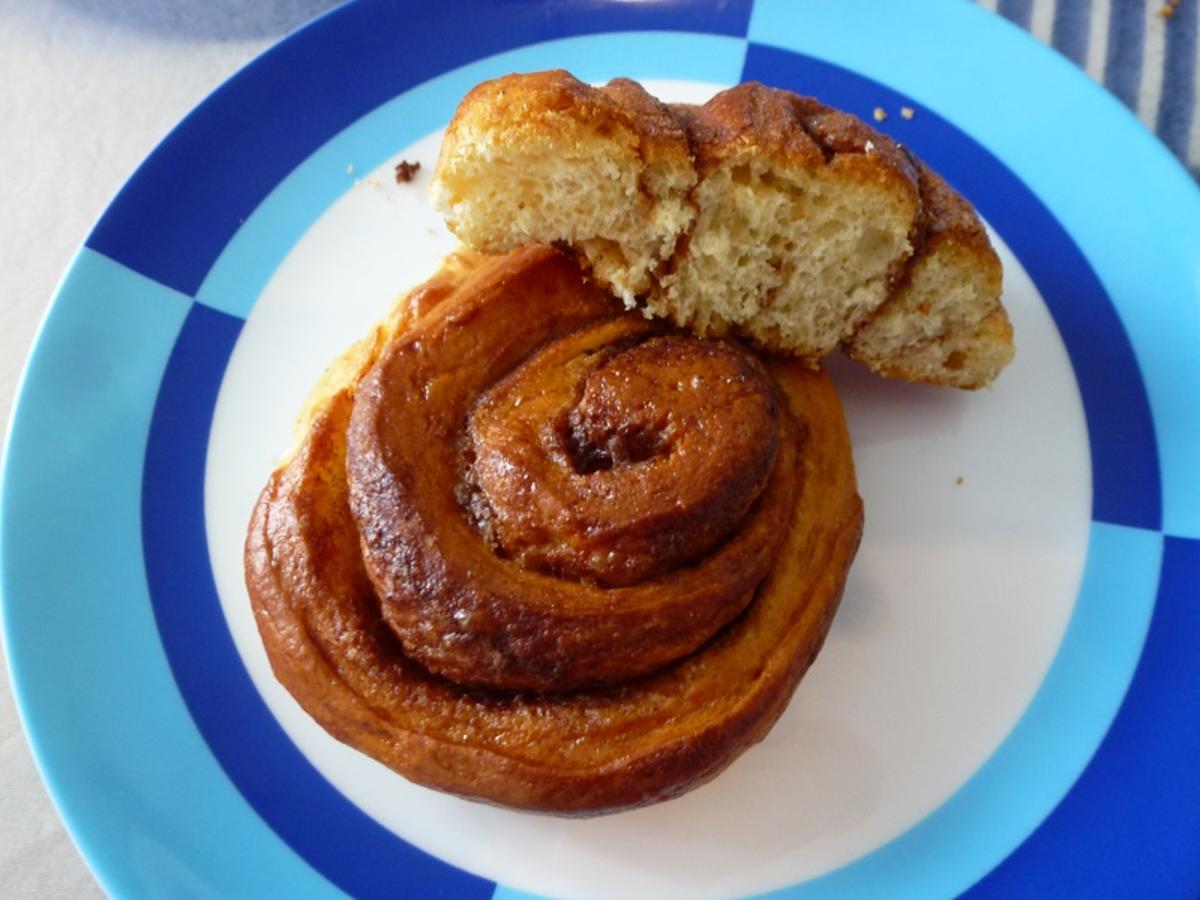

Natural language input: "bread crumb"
[872,107,887,122]
[1159,0,1180,18]
[346,163,355,175]
[864,140,875,153]
[955,476,964,487]
[900,106,915,120]
[394,160,422,183]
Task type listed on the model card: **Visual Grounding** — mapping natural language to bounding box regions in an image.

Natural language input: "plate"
[3,1,1199,897]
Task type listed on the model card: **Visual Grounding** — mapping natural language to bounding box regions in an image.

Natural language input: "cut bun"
[432,71,1013,389]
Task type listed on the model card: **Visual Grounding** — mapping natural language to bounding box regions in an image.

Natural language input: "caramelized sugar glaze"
[246,246,862,813]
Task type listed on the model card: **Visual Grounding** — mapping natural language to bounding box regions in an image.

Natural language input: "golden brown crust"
[915,162,991,251]
[344,247,800,692]
[675,84,919,197]
[435,69,691,196]
[245,248,862,815]
[432,71,1013,388]
[466,332,784,588]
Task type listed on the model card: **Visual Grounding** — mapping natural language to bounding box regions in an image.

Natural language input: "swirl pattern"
[246,246,862,814]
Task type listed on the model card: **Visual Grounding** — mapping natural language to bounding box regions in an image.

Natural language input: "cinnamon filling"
[467,328,780,587]
[345,248,797,693]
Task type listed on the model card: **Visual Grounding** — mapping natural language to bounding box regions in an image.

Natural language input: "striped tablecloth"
[981,0,1199,180]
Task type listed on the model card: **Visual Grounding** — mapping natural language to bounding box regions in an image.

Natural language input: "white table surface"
[0,2,335,896]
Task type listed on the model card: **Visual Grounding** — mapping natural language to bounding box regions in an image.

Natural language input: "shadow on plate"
[825,352,971,450]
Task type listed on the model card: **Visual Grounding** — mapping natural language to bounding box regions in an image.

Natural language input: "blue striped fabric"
[1051,1,1091,63]
[998,0,1035,29]
[1159,0,1198,158]
[981,0,1200,181]
[1102,0,1147,108]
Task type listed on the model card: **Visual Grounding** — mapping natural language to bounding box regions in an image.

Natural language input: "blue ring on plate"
[134,21,1168,900]
[964,534,1200,896]
[2,0,1196,897]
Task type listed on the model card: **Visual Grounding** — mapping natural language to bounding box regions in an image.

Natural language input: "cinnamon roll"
[246,246,862,814]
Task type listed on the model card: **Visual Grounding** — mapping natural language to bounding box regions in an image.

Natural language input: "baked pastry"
[245,246,862,814]
[844,159,1011,387]
[431,70,1013,389]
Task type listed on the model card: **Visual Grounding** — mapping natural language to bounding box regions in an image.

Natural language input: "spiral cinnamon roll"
[246,245,862,814]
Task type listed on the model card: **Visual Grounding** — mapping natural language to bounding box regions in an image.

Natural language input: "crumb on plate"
[395,160,422,183]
